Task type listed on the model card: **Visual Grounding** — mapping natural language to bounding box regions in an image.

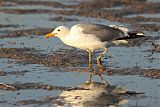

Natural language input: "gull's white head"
[45,26,70,39]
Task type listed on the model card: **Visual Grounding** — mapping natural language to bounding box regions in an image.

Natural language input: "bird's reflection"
[55,66,129,107]
[54,64,144,107]
[55,80,129,107]
[87,68,108,85]
[87,63,110,85]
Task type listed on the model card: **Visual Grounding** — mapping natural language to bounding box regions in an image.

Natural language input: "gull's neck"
[57,29,71,44]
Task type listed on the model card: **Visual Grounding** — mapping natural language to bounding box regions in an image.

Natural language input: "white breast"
[62,26,106,51]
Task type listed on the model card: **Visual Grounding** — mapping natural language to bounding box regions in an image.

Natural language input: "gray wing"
[77,23,125,42]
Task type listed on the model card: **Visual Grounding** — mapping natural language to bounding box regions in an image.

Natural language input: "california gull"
[45,23,145,68]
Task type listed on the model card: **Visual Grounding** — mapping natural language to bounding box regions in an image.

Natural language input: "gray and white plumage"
[45,23,145,51]
[77,23,144,41]
[76,24,125,42]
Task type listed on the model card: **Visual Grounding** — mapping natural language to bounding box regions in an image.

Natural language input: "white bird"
[45,23,145,68]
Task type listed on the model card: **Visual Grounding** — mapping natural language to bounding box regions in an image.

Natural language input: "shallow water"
[0,59,159,107]
[124,13,160,18]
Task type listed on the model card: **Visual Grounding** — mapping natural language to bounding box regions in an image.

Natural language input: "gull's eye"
[57,29,60,31]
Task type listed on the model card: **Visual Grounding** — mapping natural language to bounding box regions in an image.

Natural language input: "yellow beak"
[45,33,56,39]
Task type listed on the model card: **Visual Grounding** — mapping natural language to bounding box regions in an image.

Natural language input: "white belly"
[62,33,106,51]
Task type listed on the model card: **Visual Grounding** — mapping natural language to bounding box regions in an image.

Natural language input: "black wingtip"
[127,31,146,38]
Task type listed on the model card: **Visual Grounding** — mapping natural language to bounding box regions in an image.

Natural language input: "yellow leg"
[98,73,108,85]
[96,54,102,67]
[87,50,92,69]
[87,73,93,83]
[103,48,108,55]
[86,49,93,83]
[96,48,108,68]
